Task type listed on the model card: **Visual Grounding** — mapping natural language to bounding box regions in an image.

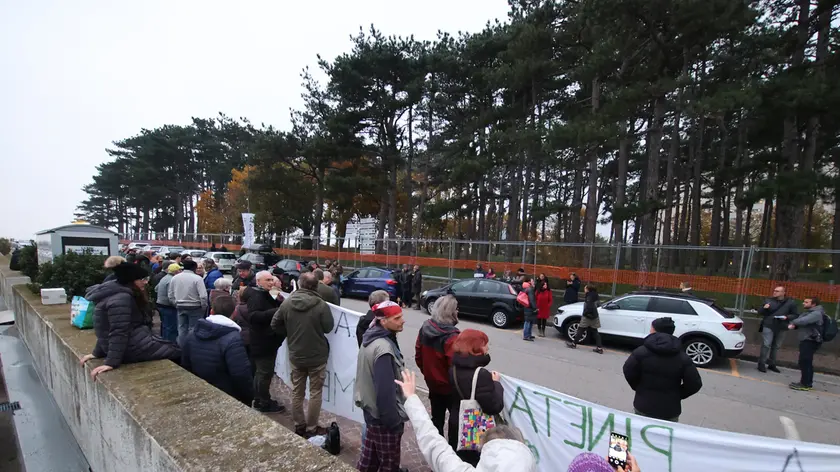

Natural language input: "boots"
[538,326,546,337]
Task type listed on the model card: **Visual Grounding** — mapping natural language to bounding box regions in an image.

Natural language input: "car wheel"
[562,319,587,343]
[491,309,511,329]
[424,298,437,314]
[683,337,717,367]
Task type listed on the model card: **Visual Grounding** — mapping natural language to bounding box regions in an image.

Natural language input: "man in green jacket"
[271,272,334,437]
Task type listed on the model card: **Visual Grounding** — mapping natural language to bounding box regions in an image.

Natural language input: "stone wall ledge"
[0,258,354,472]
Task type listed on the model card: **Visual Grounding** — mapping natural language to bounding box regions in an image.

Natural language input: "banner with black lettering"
[500,375,840,472]
[274,302,364,423]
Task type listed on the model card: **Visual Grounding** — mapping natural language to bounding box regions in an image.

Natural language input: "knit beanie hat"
[113,262,150,285]
[567,452,614,472]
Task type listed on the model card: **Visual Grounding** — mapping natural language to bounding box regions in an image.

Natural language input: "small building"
[35,224,119,265]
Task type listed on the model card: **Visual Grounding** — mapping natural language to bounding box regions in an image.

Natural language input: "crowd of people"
[72,245,834,472]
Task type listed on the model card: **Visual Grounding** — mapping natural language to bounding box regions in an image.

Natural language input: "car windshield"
[215,253,236,260]
[190,251,206,257]
[169,247,186,252]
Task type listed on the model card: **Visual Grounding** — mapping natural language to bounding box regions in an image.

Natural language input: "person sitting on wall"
[80,262,181,380]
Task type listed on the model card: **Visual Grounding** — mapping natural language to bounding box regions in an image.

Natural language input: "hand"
[616,452,640,472]
[394,370,417,397]
[491,371,501,382]
[764,303,771,309]
[79,354,95,365]
[788,324,796,330]
[90,365,114,381]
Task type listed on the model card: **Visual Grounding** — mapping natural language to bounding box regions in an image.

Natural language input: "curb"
[736,352,840,377]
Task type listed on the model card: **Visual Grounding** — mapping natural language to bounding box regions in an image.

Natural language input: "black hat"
[237,260,252,270]
[113,262,150,285]
[652,317,676,335]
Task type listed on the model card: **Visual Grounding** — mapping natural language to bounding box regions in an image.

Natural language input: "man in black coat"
[181,295,253,405]
[411,265,423,309]
[564,273,581,305]
[757,285,798,373]
[623,317,702,422]
[244,271,286,412]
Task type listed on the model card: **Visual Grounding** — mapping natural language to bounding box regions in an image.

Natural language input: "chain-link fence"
[119,232,840,318]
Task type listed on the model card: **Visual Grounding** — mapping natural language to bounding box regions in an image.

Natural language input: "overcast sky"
[0,0,511,240]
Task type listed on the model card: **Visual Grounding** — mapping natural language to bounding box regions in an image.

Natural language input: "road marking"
[729,358,740,378]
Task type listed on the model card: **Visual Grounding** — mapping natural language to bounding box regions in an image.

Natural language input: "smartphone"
[607,432,629,470]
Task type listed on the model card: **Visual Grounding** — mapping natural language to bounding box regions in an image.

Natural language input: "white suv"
[553,291,746,367]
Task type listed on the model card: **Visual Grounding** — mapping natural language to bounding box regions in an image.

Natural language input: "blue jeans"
[523,321,533,339]
[177,307,205,344]
[156,304,178,343]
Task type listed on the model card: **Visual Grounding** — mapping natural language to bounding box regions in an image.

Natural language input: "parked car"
[236,253,268,271]
[158,246,187,258]
[185,250,206,259]
[420,279,523,329]
[241,243,280,267]
[147,245,162,254]
[127,242,149,251]
[341,267,402,300]
[553,290,746,367]
[270,259,307,291]
[202,252,237,273]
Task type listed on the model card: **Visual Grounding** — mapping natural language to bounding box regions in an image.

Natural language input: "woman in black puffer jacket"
[448,328,505,466]
[80,262,180,380]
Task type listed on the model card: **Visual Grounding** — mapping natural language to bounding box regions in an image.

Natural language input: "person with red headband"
[354,300,409,472]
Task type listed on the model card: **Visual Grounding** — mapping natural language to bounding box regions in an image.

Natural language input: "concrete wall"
[0,259,354,472]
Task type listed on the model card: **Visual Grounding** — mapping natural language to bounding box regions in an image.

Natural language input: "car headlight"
[421,291,428,297]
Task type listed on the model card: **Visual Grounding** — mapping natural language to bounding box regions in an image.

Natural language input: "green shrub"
[18,244,39,279]
[0,238,10,256]
[34,250,107,300]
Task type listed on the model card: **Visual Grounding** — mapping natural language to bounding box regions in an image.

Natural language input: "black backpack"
[822,313,838,342]
[322,422,341,455]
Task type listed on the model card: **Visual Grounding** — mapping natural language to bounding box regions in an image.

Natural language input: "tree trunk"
[583,77,601,261]
[505,164,522,262]
[639,97,665,280]
[689,118,705,268]
[404,106,415,247]
[613,121,629,246]
[376,192,388,253]
[569,163,583,244]
[708,115,728,273]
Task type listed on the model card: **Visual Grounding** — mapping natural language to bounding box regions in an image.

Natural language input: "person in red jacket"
[535,273,553,337]
[415,294,460,449]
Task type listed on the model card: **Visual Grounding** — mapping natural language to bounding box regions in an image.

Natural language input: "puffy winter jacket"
[623,332,703,420]
[204,268,224,292]
[404,395,536,472]
[181,315,253,405]
[415,319,459,394]
[564,278,581,304]
[86,281,180,368]
[448,353,505,433]
[244,287,284,357]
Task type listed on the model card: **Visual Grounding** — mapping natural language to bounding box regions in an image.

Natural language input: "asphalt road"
[335,295,840,446]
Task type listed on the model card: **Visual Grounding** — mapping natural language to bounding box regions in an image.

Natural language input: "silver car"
[203,252,237,273]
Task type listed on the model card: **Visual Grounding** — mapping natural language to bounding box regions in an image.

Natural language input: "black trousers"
[574,326,602,347]
[536,319,548,331]
[798,340,821,387]
[402,289,413,306]
[429,392,458,450]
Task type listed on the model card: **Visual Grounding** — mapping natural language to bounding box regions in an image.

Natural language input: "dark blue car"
[340,267,401,300]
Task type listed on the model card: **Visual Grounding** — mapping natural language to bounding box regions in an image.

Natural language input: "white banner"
[499,376,840,472]
[241,213,255,248]
[274,302,365,423]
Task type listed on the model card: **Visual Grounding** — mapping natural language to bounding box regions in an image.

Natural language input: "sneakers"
[789,382,812,391]
[757,364,767,373]
[593,347,604,354]
[523,337,535,342]
[565,341,577,349]
[253,399,286,413]
[768,365,781,373]
[294,425,308,437]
